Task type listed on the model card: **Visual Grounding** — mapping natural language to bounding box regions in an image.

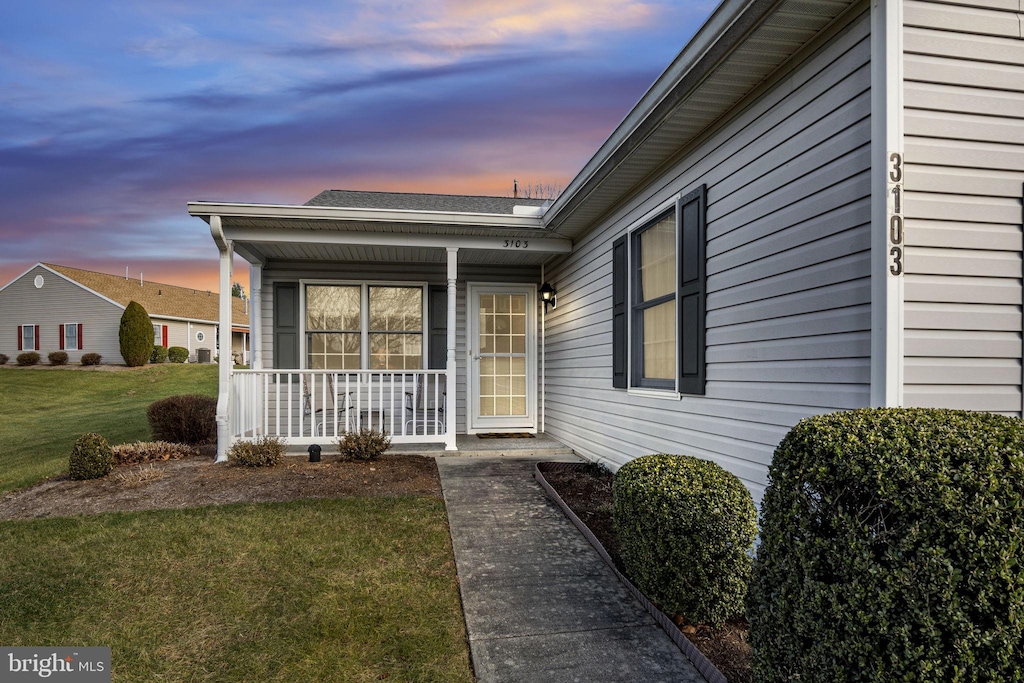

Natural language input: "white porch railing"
[230,369,447,445]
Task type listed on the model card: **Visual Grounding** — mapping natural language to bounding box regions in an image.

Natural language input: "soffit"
[545,0,857,239]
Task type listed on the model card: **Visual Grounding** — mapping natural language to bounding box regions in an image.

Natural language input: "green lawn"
[0,498,473,682]
[0,364,218,493]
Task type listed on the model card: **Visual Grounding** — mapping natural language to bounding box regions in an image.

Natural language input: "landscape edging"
[535,461,728,683]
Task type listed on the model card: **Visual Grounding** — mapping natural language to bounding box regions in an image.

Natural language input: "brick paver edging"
[534,461,728,683]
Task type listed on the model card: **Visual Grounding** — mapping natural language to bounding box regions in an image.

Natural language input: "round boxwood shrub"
[229,435,285,467]
[337,428,391,461]
[748,408,1024,682]
[167,346,189,363]
[119,300,152,367]
[613,454,756,625]
[147,394,217,445]
[48,351,68,366]
[150,345,168,363]
[0,354,8,365]
[80,352,102,366]
[69,432,114,480]
[16,352,40,366]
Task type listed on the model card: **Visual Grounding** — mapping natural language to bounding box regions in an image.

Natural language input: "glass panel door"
[469,285,536,431]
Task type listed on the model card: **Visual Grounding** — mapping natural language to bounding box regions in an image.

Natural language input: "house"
[0,263,250,365]
[188,0,1024,503]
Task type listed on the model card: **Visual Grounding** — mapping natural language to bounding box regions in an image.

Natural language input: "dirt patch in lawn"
[542,464,752,683]
[0,450,441,521]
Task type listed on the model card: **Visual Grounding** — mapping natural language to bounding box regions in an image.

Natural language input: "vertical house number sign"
[888,152,904,276]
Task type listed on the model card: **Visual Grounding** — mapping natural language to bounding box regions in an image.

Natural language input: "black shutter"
[428,286,447,369]
[273,282,300,370]
[678,185,706,395]
[612,235,628,388]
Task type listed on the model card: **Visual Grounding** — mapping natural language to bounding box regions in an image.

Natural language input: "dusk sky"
[1,1,714,294]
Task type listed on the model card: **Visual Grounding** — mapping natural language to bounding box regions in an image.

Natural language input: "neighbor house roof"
[306,190,548,214]
[43,263,249,327]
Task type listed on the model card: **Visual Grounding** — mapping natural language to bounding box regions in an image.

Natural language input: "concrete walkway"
[437,456,706,683]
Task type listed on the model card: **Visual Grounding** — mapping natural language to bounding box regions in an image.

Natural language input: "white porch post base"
[445,247,458,451]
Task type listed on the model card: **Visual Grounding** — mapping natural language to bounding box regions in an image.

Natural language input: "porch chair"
[404,375,446,436]
[302,373,353,437]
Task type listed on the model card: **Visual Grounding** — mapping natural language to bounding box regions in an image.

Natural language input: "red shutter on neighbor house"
[78,324,84,350]
[17,326,22,351]
[34,325,40,351]
[162,326,168,347]
[60,324,65,350]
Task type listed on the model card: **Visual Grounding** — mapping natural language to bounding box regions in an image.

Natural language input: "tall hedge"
[748,408,1024,682]
[613,454,756,625]
[119,301,153,367]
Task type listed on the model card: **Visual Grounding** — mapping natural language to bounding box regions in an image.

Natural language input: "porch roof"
[187,199,571,266]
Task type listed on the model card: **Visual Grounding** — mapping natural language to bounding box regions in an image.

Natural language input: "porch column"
[445,247,458,451]
[214,215,233,463]
[250,263,263,370]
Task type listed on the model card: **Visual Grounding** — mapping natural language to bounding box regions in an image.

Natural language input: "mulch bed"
[0,449,441,521]
[541,463,752,683]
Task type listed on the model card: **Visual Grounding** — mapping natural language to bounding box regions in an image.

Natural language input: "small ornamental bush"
[0,354,8,365]
[613,454,756,626]
[80,352,102,366]
[119,300,153,366]
[748,408,1024,683]
[229,435,285,467]
[168,346,189,363]
[69,432,114,480]
[150,345,168,363]
[146,394,217,445]
[48,351,69,366]
[16,352,40,366]
[112,441,198,466]
[337,428,391,461]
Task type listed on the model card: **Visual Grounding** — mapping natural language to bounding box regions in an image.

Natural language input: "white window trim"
[627,193,682,395]
[21,323,35,350]
[64,322,80,351]
[298,279,429,371]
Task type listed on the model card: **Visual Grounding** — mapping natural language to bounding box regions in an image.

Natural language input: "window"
[196,331,205,343]
[19,324,36,351]
[153,324,161,345]
[611,185,706,395]
[63,323,79,351]
[305,284,423,370]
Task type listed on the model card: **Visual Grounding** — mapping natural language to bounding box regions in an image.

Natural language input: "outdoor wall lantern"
[539,282,557,311]
[308,444,321,463]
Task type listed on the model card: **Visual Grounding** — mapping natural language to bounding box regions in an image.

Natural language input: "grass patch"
[0,498,473,682]
[0,365,217,493]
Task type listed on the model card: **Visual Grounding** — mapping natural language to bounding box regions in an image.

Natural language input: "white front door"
[468,284,537,433]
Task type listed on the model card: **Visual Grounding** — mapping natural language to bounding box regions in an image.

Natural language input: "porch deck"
[288,433,575,458]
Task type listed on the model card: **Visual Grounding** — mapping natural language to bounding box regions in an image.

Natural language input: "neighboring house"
[188,0,1024,503]
[0,263,249,365]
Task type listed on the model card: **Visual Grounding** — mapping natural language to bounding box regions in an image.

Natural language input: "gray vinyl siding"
[0,265,124,363]
[544,8,873,502]
[259,261,540,434]
[153,319,217,363]
[901,0,1024,415]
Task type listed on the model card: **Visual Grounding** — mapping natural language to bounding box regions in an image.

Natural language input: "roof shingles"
[305,189,548,214]
[44,264,248,327]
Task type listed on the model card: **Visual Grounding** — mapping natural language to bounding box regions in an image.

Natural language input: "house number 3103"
[503,239,529,248]
[888,152,904,277]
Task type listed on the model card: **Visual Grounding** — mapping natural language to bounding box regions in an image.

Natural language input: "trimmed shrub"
[168,346,189,363]
[16,352,40,366]
[748,408,1024,683]
[119,300,153,367]
[0,354,8,365]
[613,454,756,626]
[229,435,286,467]
[112,441,198,466]
[69,432,114,480]
[146,394,217,445]
[48,351,68,366]
[80,352,102,366]
[150,345,168,363]
[337,428,391,461]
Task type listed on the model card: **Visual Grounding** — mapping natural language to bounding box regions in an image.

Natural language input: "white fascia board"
[188,201,545,230]
[542,0,758,225]
[150,314,248,328]
[221,226,573,253]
